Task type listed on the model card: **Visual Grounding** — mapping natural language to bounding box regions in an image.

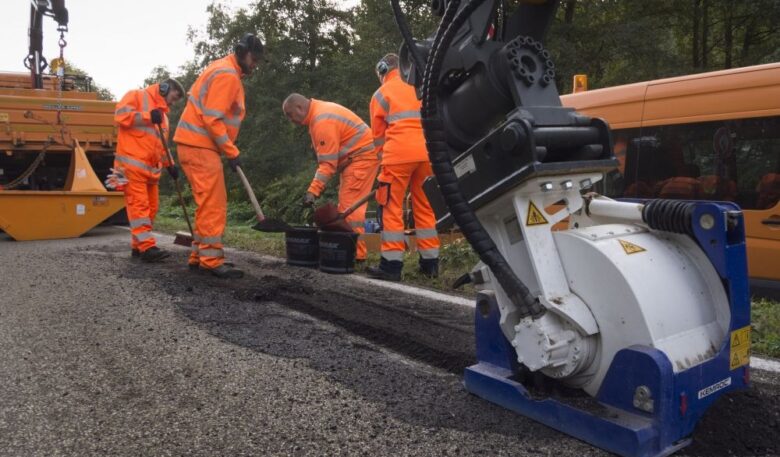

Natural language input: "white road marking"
[350,274,475,308]
[751,356,780,373]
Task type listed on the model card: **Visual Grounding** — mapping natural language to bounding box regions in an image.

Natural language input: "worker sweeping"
[173,33,264,279]
[367,54,440,281]
[282,94,379,262]
[112,79,185,262]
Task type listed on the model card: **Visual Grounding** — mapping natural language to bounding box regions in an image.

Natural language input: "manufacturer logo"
[697,377,731,399]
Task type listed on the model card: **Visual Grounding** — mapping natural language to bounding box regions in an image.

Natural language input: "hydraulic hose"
[420,0,545,319]
[390,0,426,83]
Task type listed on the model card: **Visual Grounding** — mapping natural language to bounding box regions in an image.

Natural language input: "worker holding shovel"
[282,94,379,262]
[112,79,185,262]
[173,33,264,279]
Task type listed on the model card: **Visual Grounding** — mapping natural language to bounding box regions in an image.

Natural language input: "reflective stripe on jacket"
[114,83,171,168]
[369,69,428,165]
[304,99,377,196]
[173,54,245,159]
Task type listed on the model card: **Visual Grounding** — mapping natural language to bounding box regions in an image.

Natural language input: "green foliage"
[752,297,780,358]
[550,0,780,92]
[148,0,779,207]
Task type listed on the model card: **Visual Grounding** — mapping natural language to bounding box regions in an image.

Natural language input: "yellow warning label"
[0,113,8,123]
[618,239,646,255]
[526,202,548,226]
[730,325,751,370]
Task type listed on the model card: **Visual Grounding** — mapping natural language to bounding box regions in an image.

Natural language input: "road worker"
[282,94,379,262]
[173,33,264,279]
[113,78,185,262]
[367,53,440,281]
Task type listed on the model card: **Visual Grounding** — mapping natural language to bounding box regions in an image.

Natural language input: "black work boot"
[140,246,170,263]
[206,264,244,279]
[189,261,235,272]
[365,258,403,282]
[419,257,439,278]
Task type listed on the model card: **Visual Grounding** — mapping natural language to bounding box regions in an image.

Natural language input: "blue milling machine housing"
[464,201,751,457]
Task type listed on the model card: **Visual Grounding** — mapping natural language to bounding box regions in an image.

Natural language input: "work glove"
[166,165,179,180]
[150,109,163,125]
[227,156,242,173]
[302,192,316,207]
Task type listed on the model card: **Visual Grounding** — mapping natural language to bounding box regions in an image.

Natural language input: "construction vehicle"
[393,1,750,456]
[0,0,124,241]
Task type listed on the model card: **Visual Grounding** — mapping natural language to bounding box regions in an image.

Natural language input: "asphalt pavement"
[0,226,777,456]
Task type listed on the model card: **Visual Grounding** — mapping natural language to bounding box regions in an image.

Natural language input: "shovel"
[156,124,194,247]
[234,165,293,233]
[314,189,376,232]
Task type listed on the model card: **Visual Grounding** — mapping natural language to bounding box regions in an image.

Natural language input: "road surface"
[0,226,777,456]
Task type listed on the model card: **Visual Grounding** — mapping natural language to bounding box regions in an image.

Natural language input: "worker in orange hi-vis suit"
[113,79,185,263]
[282,93,379,261]
[173,33,264,279]
[366,53,440,282]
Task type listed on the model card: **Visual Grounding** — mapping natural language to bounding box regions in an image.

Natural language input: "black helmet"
[235,33,265,60]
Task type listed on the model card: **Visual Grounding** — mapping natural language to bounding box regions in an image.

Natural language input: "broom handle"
[341,189,377,219]
[157,124,194,235]
[235,165,266,221]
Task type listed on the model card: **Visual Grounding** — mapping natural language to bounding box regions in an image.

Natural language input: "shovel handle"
[156,124,194,235]
[235,165,266,221]
[341,189,377,219]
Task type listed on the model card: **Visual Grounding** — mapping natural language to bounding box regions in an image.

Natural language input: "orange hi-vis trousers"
[376,161,440,262]
[339,158,379,260]
[177,144,228,269]
[114,155,161,253]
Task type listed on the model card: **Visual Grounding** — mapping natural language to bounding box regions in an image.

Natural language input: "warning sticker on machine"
[0,113,8,123]
[526,202,548,226]
[729,325,751,370]
[618,239,646,255]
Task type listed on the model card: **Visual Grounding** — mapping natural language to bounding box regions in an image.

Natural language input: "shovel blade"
[252,218,293,233]
[321,218,353,232]
[313,202,340,227]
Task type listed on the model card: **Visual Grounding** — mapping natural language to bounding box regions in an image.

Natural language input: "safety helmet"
[235,33,265,60]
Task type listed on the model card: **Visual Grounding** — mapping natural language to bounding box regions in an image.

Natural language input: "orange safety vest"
[304,99,376,196]
[369,69,428,165]
[173,54,245,159]
[114,83,172,174]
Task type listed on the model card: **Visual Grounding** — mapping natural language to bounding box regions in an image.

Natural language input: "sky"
[0,0,257,99]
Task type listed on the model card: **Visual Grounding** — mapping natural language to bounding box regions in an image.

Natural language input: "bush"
[257,168,340,225]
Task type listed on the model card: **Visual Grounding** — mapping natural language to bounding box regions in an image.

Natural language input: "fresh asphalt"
[0,226,777,456]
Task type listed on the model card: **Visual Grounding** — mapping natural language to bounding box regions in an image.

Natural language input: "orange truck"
[0,1,123,241]
[561,63,780,297]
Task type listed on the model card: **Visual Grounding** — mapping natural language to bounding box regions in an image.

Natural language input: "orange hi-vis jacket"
[369,69,427,165]
[173,54,245,159]
[304,99,377,196]
[114,83,172,175]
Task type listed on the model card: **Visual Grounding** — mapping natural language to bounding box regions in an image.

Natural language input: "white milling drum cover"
[554,224,730,395]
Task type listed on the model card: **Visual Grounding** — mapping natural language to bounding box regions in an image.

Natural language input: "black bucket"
[318,231,359,274]
[285,226,319,267]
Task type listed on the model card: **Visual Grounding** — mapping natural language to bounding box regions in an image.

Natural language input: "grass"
[151,211,780,359]
[752,297,780,358]
[154,214,287,258]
